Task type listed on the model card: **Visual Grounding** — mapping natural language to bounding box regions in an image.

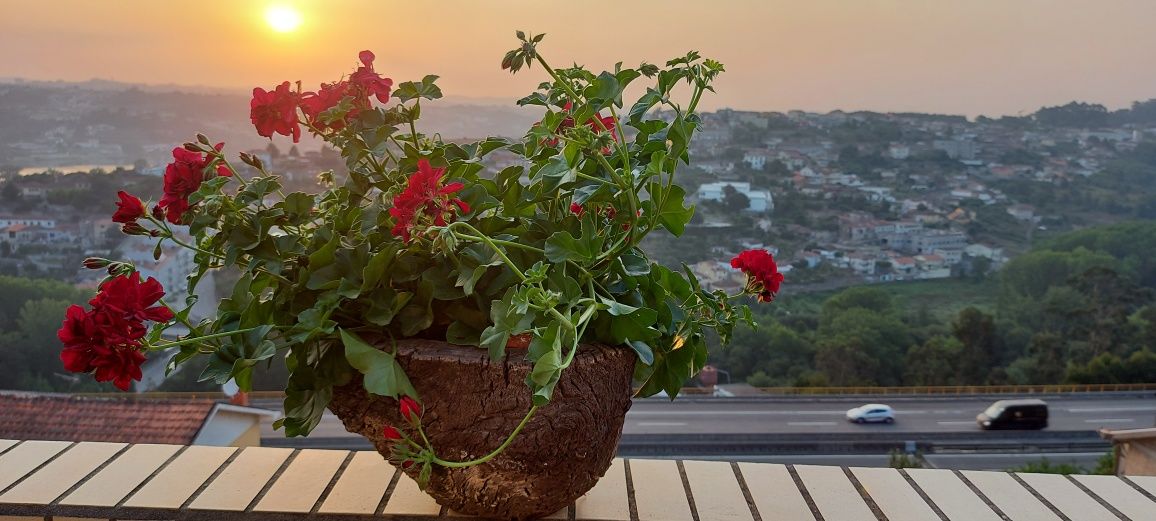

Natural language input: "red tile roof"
[0,392,216,445]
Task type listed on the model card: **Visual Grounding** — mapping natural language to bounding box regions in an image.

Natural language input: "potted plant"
[59,32,784,520]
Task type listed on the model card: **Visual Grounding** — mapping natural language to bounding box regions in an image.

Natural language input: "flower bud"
[196,133,211,146]
[182,142,203,153]
[399,396,422,426]
[121,222,151,236]
[152,205,165,220]
[383,425,402,440]
[82,257,111,270]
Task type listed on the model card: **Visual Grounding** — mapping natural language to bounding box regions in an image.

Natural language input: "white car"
[846,404,895,424]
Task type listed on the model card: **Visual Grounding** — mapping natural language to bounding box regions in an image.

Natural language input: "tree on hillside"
[904,336,962,385]
[1064,267,1152,356]
[721,184,750,212]
[953,307,1000,384]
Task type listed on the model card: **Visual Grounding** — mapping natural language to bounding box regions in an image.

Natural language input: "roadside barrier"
[72,382,1156,400]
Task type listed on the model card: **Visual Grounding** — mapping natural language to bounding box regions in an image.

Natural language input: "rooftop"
[0,393,271,445]
[1,439,1155,520]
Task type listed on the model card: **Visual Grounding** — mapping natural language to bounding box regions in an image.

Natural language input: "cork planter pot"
[327,339,636,520]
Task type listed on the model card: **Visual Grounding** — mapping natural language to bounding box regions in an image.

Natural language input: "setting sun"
[264,5,302,33]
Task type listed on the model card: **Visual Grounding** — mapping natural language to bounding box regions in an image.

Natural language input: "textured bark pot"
[327,339,636,520]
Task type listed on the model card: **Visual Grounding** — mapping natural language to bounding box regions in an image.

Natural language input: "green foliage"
[888,450,924,469]
[0,277,101,392]
[1009,458,1087,475]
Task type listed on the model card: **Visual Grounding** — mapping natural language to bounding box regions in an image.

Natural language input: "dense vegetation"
[3,222,1156,392]
[713,222,1156,387]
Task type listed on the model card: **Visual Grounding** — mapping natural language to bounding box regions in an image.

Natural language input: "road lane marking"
[936,421,977,426]
[635,422,689,427]
[1067,407,1156,413]
[1083,418,1135,423]
[787,421,838,426]
[630,410,850,416]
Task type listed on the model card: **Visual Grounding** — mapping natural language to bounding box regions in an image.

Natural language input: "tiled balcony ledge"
[2,439,1156,521]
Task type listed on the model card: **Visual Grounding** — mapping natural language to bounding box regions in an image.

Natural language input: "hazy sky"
[3,0,1155,117]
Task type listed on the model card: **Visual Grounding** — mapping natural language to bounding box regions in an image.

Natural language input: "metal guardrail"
[747,383,1156,395]
[71,383,1156,401]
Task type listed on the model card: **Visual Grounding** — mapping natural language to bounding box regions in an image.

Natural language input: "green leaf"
[446,321,481,346]
[648,183,694,237]
[536,156,575,193]
[394,76,443,103]
[545,229,602,263]
[396,279,434,336]
[340,329,417,399]
[629,340,655,365]
[621,254,651,276]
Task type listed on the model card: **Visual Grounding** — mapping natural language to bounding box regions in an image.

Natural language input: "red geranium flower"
[111,191,146,224]
[389,160,469,242]
[90,272,175,326]
[551,101,618,152]
[156,145,231,224]
[58,305,150,391]
[250,81,302,142]
[570,202,585,217]
[382,425,403,440]
[301,81,355,131]
[59,272,176,391]
[730,249,785,303]
[351,50,393,104]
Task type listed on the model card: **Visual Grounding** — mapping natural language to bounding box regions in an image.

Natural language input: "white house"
[696,181,774,213]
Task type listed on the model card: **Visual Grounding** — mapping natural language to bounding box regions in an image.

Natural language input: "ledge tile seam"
[112,444,190,509]
[307,450,359,515]
[1063,475,1132,521]
[950,470,1012,521]
[46,443,134,507]
[0,442,78,497]
[1008,472,1072,521]
[0,440,22,459]
[897,468,948,521]
[372,465,403,516]
[675,460,701,521]
[785,464,825,521]
[623,459,639,521]
[243,449,302,514]
[842,467,888,521]
[729,462,762,521]
[176,446,245,512]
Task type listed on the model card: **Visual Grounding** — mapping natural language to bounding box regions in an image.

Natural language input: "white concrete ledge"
[1,439,1155,520]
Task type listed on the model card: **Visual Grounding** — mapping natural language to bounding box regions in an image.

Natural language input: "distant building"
[1101,428,1156,476]
[1007,204,1036,222]
[933,139,979,160]
[696,181,774,213]
[0,392,276,447]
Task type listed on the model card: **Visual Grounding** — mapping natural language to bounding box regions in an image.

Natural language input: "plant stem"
[431,405,539,468]
[447,223,526,281]
[151,326,262,349]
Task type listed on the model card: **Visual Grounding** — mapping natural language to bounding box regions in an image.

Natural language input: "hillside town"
[2,87,1155,299]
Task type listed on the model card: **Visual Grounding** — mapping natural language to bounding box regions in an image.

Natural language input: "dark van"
[976,399,1048,430]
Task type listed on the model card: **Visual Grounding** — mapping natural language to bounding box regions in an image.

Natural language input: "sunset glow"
[265,5,302,33]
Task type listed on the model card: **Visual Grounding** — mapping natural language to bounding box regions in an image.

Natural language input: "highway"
[257,393,1156,440]
[620,395,1156,434]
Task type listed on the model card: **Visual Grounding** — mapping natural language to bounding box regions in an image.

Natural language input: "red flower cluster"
[548,101,617,152]
[389,160,469,242]
[254,50,394,138]
[730,249,784,303]
[58,272,175,391]
[155,145,231,224]
[250,81,302,142]
[112,191,146,224]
